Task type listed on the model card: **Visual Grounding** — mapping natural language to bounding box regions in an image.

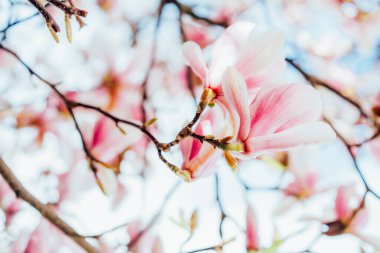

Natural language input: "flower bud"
[200,88,215,110]
[47,24,59,44]
[65,14,72,44]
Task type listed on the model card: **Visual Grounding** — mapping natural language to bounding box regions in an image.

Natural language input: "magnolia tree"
[1,0,380,252]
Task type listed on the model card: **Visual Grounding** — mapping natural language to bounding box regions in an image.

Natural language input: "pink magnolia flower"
[15,105,60,145]
[323,185,380,250]
[283,170,319,200]
[182,22,285,97]
[282,148,326,201]
[221,67,336,159]
[23,219,80,253]
[182,21,212,49]
[127,221,162,253]
[0,177,22,226]
[85,116,141,195]
[179,107,228,179]
[212,0,250,24]
[246,204,259,252]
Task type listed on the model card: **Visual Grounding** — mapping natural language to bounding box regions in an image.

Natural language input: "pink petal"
[335,185,355,222]
[180,136,202,166]
[245,122,336,157]
[96,166,118,196]
[182,41,208,85]
[209,22,255,85]
[221,67,250,140]
[181,108,227,179]
[190,147,222,178]
[246,205,259,251]
[249,84,323,138]
[91,116,109,148]
[349,208,368,231]
[235,29,285,83]
[91,116,140,164]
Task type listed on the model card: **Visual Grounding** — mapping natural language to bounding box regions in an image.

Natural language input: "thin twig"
[286,58,371,121]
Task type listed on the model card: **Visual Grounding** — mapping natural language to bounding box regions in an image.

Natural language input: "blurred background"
[1,0,380,252]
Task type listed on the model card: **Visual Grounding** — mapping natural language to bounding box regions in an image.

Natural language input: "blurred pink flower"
[24,219,80,253]
[180,107,228,179]
[182,21,212,49]
[182,22,285,97]
[246,204,259,252]
[323,185,380,250]
[221,67,335,159]
[283,171,319,200]
[85,116,140,196]
[15,105,60,145]
[127,221,162,253]
[0,177,22,226]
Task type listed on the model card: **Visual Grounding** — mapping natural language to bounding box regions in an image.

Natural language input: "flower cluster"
[180,22,336,180]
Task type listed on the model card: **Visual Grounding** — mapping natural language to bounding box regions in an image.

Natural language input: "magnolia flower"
[246,205,260,252]
[222,67,336,159]
[86,116,141,196]
[182,21,285,97]
[282,147,328,201]
[0,177,22,226]
[180,107,228,179]
[15,106,60,145]
[323,185,380,250]
[182,21,212,49]
[283,171,319,200]
[246,205,286,252]
[24,219,79,253]
[127,221,162,253]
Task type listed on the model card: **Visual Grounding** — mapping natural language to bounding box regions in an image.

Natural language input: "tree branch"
[0,157,99,253]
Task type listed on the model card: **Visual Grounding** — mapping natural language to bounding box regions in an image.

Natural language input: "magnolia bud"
[65,14,72,44]
[200,88,215,110]
[189,209,198,233]
[47,24,59,44]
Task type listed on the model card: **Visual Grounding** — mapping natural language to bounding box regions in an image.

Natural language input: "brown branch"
[46,0,87,17]
[0,12,39,34]
[140,0,166,125]
[177,8,197,103]
[170,0,228,28]
[286,58,371,121]
[0,157,99,253]
[27,0,60,32]
[0,44,227,182]
[323,117,380,200]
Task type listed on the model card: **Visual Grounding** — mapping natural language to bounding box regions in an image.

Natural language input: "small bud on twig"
[65,14,72,43]
[47,23,60,43]
[189,209,198,233]
[145,117,157,127]
[226,142,244,152]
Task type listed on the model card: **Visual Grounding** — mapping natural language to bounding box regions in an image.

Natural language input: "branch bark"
[0,157,99,253]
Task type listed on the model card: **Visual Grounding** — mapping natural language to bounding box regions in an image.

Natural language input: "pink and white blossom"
[221,67,336,158]
[180,107,228,179]
[182,21,285,97]
[246,204,260,252]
